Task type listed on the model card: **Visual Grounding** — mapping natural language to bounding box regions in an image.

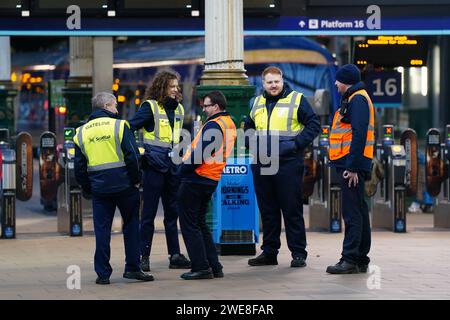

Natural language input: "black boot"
[140,256,150,272]
[248,253,278,266]
[169,253,191,269]
[326,260,359,274]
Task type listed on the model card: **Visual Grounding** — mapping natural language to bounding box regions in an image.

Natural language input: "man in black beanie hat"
[327,64,375,274]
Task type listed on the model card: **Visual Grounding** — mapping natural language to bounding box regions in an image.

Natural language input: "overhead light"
[269,4,275,8]
[102,5,108,9]
[186,5,192,8]
[30,64,56,71]
[107,10,116,17]
[16,4,21,8]
[191,10,199,17]
[21,10,30,17]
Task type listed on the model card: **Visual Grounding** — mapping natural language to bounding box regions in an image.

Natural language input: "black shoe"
[358,264,369,273]
[326,260,359,274]
[123,270,154,281]
[140,256,150,272]
[290,256,307,268]
[248,253,278,266]
[95,277,110,285]
[212,268,224,278]
[180,269,214,280]
[169,253,191,269]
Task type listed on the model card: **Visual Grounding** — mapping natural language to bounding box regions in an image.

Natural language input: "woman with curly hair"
[129,70,191,275]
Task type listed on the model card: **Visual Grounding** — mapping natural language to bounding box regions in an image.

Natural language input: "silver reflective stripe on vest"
[114,119,124,163]
[76,125,86,156]
[143,139,171,147]
[150,100,161,142]
[330,141,352,149]
[87,162,126,172]
[216,118,228,157]
[284,91,299,136]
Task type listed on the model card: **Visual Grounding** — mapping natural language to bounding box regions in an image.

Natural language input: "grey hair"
[91,92,116,110]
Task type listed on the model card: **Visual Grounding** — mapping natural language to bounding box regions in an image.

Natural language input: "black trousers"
[140,167,181,257]
[252,160,307,259]
[92,188,141,279]
[178,182,222,272]
[338,168,371,265]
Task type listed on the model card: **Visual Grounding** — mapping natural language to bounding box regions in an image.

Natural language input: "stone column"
[93,37,113,94]
[198,0,256,256]
[201,0,248,86]
[63,37,93,128]
[0,37,17,135]
[197,0,255,155]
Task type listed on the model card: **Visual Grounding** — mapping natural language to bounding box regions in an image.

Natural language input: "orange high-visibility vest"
[329,89,375,160]
[182,114,236,181]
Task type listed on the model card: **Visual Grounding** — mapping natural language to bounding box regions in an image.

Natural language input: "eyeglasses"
[202,103,216,109]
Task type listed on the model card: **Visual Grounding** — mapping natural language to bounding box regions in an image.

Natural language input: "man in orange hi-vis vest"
[327,64,375,275]
[178,91,236,280]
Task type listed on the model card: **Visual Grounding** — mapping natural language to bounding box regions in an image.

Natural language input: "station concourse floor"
[1,189,450,300]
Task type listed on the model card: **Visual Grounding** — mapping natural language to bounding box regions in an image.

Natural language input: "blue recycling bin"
[211,157,259,255]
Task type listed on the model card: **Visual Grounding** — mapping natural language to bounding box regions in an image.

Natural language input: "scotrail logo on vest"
[223,165,248,175]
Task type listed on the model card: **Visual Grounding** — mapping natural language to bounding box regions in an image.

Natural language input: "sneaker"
[290,256,307,268]
[326,260,359,274]
[169,253,191,269]
[248,252,278,266]
[140,256,150,272]
[180,269,214,280]
[123,270,154,281]
[95,277,110,285]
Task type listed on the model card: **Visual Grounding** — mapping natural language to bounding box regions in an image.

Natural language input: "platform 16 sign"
[365,71,402,108]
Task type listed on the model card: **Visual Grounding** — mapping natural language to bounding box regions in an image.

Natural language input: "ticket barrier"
[308,125,342,232]
[1,144,16,239]
[0,129,35,239]
[426,125,450,228]
[57,128,83,236]
[372,125,407,232]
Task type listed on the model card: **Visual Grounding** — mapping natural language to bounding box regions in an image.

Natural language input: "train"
[11,36,339,146]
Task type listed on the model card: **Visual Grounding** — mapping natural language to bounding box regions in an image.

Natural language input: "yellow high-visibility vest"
[250,91,304,136]
[74,117,126,172]
[142,99,184,148]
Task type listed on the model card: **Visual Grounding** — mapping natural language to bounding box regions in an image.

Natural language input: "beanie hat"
[336,64,361,85]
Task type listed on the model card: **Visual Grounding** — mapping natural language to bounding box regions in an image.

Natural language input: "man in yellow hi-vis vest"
[327,64,375,274]
[74,92,153,284]
[129,71,190,272]
[245,66,320,268]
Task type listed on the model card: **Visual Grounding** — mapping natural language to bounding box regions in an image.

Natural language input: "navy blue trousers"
[178,182,222,272]
[140,167,181,257]
[252,160,307,259]
[92,188,141,279]
[338,168,371,265]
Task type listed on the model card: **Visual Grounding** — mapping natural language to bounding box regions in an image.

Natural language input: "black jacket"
[329,82,372,173]
[74,109,140,195]
[244,85,320,165]
[128,98,179,174]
